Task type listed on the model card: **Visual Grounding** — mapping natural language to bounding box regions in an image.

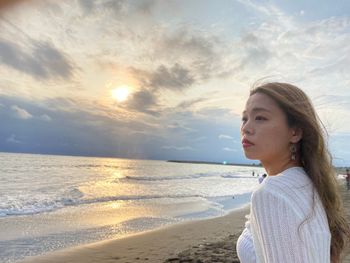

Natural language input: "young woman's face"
[241,92,295,164]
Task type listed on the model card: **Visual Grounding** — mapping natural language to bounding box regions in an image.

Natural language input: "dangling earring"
[290,144,297,161]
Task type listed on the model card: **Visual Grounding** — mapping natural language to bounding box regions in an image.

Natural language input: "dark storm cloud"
[131,64,195,92]
[150,64,195,91]
[124,89,160,116]
[125,63,196,116]
[0,95,160,158]
[0,39,74,80]
[0,95,246,162]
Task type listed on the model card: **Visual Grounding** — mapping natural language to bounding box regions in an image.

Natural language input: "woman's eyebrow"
[252,107,271,113]
[242,107,271,114]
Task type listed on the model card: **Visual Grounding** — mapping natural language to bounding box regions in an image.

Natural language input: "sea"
[0,152,265,263]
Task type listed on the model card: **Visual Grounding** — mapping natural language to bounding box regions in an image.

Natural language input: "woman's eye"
[255,116,266,121]
[241,117,247,123]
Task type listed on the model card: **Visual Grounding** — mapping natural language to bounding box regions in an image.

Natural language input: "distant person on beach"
[252,171,255,176]
[346,169,350,191]
[236,82,350,263]
[258,173,267,184]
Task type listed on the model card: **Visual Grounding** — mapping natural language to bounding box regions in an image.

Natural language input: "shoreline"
[19,182,350,263]
[20,205,250,263]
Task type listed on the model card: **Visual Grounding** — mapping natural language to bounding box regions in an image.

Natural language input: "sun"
[111,86,130,102]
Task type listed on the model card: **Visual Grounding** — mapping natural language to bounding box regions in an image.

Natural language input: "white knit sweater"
[236,167,331,263]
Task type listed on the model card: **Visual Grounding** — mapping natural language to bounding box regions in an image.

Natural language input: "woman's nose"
[241,120,254,135]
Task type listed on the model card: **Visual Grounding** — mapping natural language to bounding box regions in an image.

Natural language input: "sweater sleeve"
[251,189,314,263]
[236,217,257,263]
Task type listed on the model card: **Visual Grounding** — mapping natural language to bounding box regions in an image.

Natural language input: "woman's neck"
[262,159,301,176]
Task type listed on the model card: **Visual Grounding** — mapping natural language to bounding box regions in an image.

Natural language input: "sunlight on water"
[0,152,265,263]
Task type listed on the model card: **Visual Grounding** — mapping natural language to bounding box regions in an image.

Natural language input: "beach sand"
[20,206,249,263]
[21,182,350,263]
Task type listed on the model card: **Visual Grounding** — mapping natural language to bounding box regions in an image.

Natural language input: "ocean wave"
[34,164,125,169]
[0,192,204,218]
[0,187,84,217]
[124,173,222,181]
[221,174,257,179]
[124,172,253,181]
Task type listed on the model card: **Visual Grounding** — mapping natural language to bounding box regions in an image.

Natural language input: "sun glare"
[111,86,130,102]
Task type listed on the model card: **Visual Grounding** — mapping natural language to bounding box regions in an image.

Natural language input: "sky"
[0,0,350,166]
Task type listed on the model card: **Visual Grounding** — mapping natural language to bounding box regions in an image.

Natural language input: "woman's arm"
[237,219,257,263]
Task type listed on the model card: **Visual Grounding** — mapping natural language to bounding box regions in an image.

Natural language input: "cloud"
[196,107,236,120]
[162,145,195,151]
[236,0,294,29]
[9,104,53,122]
[149,64,195,91]
[227,1,350,93]
[134,0,158,15]
[219,134,234,140]
[223,147,237,152]
[166,122,195,133]
[11,105,32,119]
[2,0,349,165]
[124,64,198,115]
[39,114,52,122]
[6,134,21,144]
[131,63,195,91]
[176,98,208,109]
[0,40,74,80]
[155,28,232,81]
[237,33,273,70]
[193,136,206,142]
[156,105,244,160]
[77,0,126,15]
[77,0,95,13]
[0,95,248,163]
[0,95,160,158]
[123,89,160,116]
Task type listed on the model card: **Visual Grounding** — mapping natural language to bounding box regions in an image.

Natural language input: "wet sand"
[20,206,249,263]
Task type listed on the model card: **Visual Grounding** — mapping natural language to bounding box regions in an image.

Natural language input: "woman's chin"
[243,152,259,160]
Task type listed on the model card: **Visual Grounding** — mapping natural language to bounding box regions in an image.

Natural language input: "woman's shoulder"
[252,167,313,204]
[263,167,311,189]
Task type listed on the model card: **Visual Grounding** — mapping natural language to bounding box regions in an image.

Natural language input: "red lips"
[242,138,255,148]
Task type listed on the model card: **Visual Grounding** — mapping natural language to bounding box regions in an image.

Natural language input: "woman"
[236,82,350,262]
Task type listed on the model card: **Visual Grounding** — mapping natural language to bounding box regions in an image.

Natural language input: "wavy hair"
[250,82,350,262]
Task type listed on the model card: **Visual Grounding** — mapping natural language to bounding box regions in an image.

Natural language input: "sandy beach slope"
[20,206,249,263]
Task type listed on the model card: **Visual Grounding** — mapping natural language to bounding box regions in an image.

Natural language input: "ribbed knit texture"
[237,167,331,263]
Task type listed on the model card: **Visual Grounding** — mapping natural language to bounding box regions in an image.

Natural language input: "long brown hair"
[250,82,350,262]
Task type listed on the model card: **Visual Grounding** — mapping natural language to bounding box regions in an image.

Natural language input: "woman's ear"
[290,127,303,143]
